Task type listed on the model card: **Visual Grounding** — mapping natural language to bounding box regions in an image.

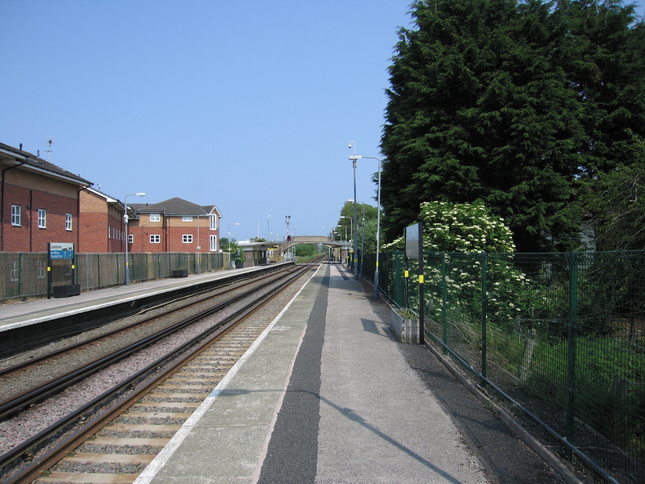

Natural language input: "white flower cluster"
[384,201,516,253]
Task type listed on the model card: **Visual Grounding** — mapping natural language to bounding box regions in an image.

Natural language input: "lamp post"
[285,215,292,261]
[228,223,240,268]
[196,214,201,275]
[124,192,145,286]
[347,199,366,278]
[348,141,359,280]
[349,154,382,298]
[340,216,353,241]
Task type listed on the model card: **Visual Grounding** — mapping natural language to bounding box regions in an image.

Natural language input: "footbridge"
[238,236,352,265]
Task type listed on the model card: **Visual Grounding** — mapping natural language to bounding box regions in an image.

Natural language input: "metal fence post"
[481,252,487,380]
[418,248,425,345]
[441,252,448,352]
[395,252,404,307]
[565,252,578,456]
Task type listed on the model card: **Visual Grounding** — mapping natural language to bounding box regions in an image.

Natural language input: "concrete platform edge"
[133,265,322,484]
[423,333,583,484]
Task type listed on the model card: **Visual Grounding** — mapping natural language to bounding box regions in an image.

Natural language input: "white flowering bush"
[383,200,516,253]
[384,201,534,332]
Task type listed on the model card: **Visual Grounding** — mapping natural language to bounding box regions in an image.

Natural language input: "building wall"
[134,212,165,252]
[128,214,220,253]
[79,190,108,252]
[107,203,124,253]
[2,170,79,252]
[78,190,125,253]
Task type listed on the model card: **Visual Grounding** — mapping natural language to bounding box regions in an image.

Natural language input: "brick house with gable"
[0,142,92,253]
[128,197,222,253]
[78,187,129,253]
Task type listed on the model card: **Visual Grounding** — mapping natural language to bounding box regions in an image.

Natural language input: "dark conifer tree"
[381,0,644,252]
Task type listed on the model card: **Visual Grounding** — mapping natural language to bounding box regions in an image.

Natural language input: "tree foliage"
[383,200,516,252]
[380,0,645,252]
[336,200,381,253]
[582,132,645,250]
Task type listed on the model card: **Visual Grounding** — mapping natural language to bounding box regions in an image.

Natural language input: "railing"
[0,252,226,301]
[361,250,644,483]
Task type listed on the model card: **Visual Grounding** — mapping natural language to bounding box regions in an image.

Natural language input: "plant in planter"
[391,308,420,343]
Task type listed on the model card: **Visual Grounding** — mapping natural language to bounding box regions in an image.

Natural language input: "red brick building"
[78,188,128,253]
[128,198,222,253]
[0,142,91,252]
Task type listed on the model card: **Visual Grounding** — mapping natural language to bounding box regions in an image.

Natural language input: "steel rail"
[0,268,290,378]
[0,261,320,482]
[0,267,298,421]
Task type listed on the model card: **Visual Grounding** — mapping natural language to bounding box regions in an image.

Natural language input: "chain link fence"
[359,250,644,483]
[1,251,226,301]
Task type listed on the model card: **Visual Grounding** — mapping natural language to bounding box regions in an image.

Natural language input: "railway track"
[0,264,300,420]
[0,258,323,483]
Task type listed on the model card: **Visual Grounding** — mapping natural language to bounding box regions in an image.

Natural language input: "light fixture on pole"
[227,223,240,251]
[227,223,240,269]
[349,154,382,298]
[285,215,292,261]
[347,199,366,278]
[348,141,359,280]
[340,216,352,242]
[124,192,146,286]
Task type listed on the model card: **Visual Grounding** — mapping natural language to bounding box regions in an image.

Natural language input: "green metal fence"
[0,252,226,301]
[362,250,644,483]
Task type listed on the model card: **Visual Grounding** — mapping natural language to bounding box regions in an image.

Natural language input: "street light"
[339,216,353,242]
[348,141,359,280]
[349,154,382,298]
[347,199,366,278]
[228,222,240,268]
[124,192,146,286]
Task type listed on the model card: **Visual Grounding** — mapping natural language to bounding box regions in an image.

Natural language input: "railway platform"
[133,262,573,484]
[0,265,276,332]
[0,261,575,483]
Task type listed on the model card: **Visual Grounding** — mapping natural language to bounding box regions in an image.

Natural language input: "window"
[210,216,218,230]
[182,216,193,222]
[38,209,47,228]
[10,259,18,282]
[150,214,161,222]
[11,205,21,226]
[37,259,46,279]
[150,234,160,243]
[128,234,134,244]
[65,213,73,231]
[210,234,218,251]
[182,234,193,243]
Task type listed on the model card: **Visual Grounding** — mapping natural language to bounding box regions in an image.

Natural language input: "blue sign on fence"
[49,242,74,260]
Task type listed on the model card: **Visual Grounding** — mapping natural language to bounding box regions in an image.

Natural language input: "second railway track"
[0,258,324,483]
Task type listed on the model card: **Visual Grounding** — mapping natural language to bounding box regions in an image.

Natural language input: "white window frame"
[150,234,160,244]
[65,213,73,231]
[128,234,134,244]
[150,213,161,222]
[182,234,193,243]
[210,215,218,230]
[38,209,47,228]
[210,234,218,251]
[182,216,193,222]
[10,259,19,282]
[11,205,21,226]
[37,259,47,279]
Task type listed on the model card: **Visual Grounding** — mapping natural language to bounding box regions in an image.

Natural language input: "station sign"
[49,242,75,260]
[405,223,422,259]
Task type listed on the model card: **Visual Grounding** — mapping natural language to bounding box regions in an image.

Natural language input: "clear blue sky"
[2,1,643,241]
[1,0,413,241]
